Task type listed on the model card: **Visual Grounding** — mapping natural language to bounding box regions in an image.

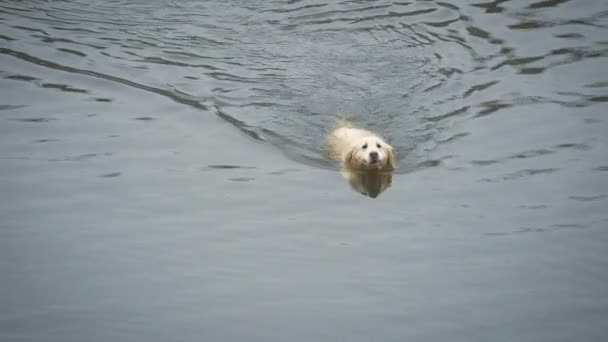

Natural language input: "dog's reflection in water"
[341,169,393,198]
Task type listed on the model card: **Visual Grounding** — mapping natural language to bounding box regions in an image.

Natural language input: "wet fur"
[325,119,395,172]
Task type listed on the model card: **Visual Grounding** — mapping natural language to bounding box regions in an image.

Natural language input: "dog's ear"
[386,146,396,171]
[345,148,354,166]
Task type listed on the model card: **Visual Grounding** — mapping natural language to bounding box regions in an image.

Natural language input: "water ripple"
[1,0,606,172]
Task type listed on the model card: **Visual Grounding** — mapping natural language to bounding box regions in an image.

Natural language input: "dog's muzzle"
[369,151,379,163]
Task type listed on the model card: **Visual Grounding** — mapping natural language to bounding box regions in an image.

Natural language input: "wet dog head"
[345,138,395,171]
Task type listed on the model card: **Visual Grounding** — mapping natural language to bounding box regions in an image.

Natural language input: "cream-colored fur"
[325,119,395,171]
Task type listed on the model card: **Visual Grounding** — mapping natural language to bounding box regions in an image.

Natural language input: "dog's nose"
[369,151,379,162]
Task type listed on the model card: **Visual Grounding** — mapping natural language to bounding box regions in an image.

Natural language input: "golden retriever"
[325,119,395,172]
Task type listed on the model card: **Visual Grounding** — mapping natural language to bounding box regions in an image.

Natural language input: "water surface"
[1,0,607,341]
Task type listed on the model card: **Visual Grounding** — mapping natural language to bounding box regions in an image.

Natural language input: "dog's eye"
[362,143,368,149]
[377,143,382,148]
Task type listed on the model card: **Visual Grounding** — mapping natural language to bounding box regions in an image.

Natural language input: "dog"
[325,119,395,172]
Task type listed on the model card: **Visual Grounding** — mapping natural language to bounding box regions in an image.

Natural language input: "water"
[1,0,607,341]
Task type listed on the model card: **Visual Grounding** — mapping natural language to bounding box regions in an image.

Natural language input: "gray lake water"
[1,0,608,341]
